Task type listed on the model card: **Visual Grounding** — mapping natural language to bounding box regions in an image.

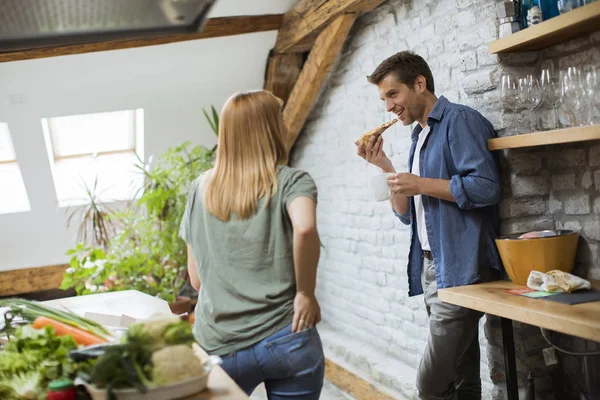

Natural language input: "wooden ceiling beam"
[0,14,284,63]
[283,13,357,151]
[274,0,387,53]
[263,52,305,105]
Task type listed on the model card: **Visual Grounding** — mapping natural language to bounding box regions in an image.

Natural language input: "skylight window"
[0,123,31,214]
[42,109,144,207]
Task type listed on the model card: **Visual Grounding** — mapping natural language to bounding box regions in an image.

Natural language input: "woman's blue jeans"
[218,323,325,399]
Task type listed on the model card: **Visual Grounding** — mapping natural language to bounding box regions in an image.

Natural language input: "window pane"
[0,123,16,162]
[53,151,143,206]
[48,110,135,157]
[0,162,31,214]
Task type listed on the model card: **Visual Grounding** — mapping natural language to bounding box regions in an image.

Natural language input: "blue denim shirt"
[393,96,503,297]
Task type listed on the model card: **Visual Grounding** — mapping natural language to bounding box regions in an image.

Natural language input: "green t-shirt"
[179,166,317,356]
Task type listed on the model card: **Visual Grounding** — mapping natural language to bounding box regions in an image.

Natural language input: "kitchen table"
[438,280,600,400]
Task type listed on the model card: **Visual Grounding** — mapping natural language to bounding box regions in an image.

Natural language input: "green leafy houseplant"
[111,142,214,302]
[61,141,216,303]
[202,105,219,150]
[66,177,115,251]
[62,105,219,303]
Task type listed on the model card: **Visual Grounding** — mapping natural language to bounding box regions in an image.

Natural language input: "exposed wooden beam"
[325,359,397,400]
[274,0,388,53]
[263,52,305,104]
[0,14,284,63]
[0,264,68,297]
[284,13,357,151]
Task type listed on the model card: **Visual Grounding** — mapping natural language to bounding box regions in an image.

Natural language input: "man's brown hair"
[367,51,435,94]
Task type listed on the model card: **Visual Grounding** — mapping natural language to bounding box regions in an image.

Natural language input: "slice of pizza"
[354,119,398,146]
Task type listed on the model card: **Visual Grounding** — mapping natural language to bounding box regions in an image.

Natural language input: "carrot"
[32,316,108,346]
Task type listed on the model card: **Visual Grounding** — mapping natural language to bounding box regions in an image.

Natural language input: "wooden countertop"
[186,346,248,400]
[438,280,600,342]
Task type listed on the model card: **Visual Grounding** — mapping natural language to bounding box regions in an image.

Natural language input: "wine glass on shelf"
[518,74,542,133]
[539,61,560,130]
[567,66,592,126]
[584,66,600,124]
[500,71,520,135]
[559,69,575,127]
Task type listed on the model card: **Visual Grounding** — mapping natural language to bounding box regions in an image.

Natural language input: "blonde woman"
[179,90,324,399]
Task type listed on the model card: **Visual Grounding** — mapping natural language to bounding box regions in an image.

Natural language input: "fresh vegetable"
[150,345,205,386]
[0,325,79,400]
[124,315,195,351]
[83,342,153,395]
[0,299,113,341]
[32,316,107,346]
[0,371,41,399]
[76,316,201,398]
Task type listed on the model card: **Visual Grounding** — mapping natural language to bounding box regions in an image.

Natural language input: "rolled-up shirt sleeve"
[392,207,411,225]
[448,110,501,210]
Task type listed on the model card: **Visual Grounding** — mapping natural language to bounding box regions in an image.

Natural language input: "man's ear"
[415,75,427,94]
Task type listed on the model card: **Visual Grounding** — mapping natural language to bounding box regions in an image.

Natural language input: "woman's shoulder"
[188,169,213,197]
[277,166,317,199]
[278,165,310,178]
[278,166,315,185]
[195,169,213,186]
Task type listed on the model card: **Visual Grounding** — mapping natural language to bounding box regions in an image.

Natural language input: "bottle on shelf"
[540,0,560,19]
[521,0,534,28]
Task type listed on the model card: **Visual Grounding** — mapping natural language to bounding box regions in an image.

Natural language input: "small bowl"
[495,230,579,285]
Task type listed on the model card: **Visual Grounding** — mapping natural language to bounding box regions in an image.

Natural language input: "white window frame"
[0,122,31,214]
[0,122,17,164]
[47,110,137,160]
[42,109,145,207]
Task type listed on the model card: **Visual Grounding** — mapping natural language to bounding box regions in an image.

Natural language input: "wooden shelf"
[488,2,600,54]
[488,125,600,151]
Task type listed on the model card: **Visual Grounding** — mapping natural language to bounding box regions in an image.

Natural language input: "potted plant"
[61,142,215,310]
[61,108,219,310]
[131,142,215,309]
[65,177,116,251]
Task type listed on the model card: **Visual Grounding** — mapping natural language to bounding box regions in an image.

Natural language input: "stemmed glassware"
[584,66,600,124]
[498,60,600,134]
[561,66,591,126]
[559,69,576,127]
[518,74,542,132]
[539,61,560,130]
[500,71,520,134]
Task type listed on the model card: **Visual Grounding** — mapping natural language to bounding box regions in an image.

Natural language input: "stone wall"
[289,0,600,399]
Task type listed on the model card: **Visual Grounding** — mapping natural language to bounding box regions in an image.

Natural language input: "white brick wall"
[290,0,600,398]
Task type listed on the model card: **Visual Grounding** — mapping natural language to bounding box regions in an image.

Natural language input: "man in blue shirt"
[356,51,503,400]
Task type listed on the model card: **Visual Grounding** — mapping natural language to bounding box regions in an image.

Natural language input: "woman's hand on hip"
[292,292,321,332]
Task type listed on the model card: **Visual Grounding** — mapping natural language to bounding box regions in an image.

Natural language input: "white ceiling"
[208,0,299,17]
[0,0,305,270]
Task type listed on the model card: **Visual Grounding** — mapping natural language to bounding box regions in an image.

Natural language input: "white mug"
[368,173,392,202]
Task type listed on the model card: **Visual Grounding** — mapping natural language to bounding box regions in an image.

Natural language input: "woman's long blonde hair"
[205,90,288,221]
